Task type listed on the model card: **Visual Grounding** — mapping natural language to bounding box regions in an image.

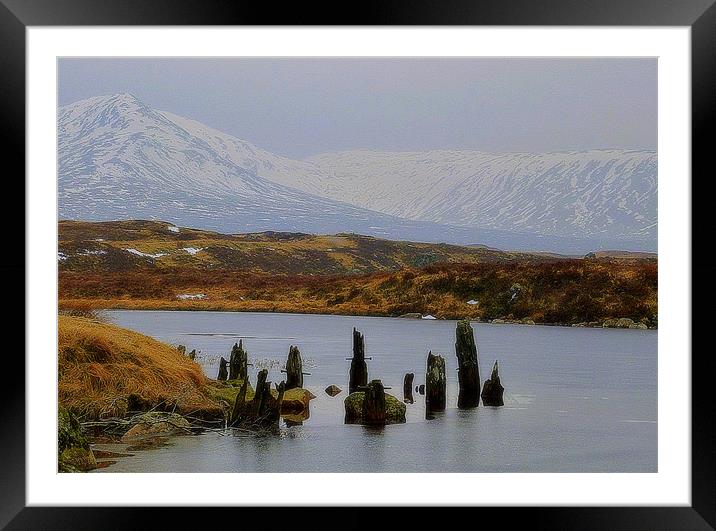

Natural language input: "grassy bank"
[58,315,224,420]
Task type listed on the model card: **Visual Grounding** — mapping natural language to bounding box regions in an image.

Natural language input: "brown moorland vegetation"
[58,219,556,276]
[59,259,658,326]
[58,315,223,420]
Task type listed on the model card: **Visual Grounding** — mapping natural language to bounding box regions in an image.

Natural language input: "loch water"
[94,310,657,473]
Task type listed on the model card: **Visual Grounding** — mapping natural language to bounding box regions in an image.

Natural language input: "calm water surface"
[94,310,657,473]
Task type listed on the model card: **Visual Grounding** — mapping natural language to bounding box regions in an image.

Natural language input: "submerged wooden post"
[403,373,415,404]
[455,319,480,408]
[481,361,505,406]
[252,369,270,419]
[349,328,369,394]
[229,340,248,381]
[362,380,387,426]
[268,381,286,424]
[217,357,228,381]
[230,378,249,424]
[426,352,446,412]
[231,370,284,429]
[284,346,303,390]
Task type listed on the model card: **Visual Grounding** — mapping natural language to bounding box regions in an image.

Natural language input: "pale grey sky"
[58,58,657,159]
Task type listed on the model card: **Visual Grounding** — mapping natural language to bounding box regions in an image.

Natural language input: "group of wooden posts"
[215,340,310,430]
[210,318,504,430]
[346,319,505,425]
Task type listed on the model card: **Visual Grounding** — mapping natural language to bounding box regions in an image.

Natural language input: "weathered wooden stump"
[362,380,387,426]
[403,373,415,404]
[481,360,505,406]
[188,349,197,361]
[229,340,248,381]
[217,357,228,381]
[455,319,480,408]
[231,369,284,429]
[177,345,186,355]
[349,328,369,394]
[426,352,446,412]
[284,345,304,390]
[230,378,249,424]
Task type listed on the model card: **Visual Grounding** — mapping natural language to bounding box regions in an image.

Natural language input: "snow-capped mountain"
[305,150,657,242]
[58,94,478,243]
[58,94,657,253]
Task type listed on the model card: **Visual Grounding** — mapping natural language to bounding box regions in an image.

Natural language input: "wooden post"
[362,380,387,426]
[188,349,197,361]
[230,378,249,424]
[285,345,303,390]
[481,360,505,406]
[349,328,368,394]
[217,357,228,381]
[455,319,480,408]
[251,369,270,419]
[426,352,446,412]
[403,373,415,404]
[231,371,284,429]
[229,340,248,381]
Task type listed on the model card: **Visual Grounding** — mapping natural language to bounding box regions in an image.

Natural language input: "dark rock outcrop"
[481,361,505,406]
[455,319,480,408]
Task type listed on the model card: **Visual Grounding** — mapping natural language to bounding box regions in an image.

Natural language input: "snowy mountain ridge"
[58,94,657,253]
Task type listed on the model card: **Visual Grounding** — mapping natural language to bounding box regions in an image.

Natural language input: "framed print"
[6,0,714,528]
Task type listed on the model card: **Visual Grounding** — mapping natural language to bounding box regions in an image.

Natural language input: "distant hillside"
[58,220,657,327]
[58,220,550,276]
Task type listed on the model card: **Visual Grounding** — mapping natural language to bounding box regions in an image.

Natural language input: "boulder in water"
[325,384,342,397]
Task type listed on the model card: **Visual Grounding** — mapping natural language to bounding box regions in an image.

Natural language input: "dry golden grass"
[58,315,221,420]
[59,258,657,325]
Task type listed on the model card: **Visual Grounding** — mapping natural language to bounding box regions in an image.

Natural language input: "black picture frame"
[4,0,713,528]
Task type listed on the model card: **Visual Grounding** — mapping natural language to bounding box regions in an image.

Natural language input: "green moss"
[344,391,406,424]
[204,379,254,405]
[204,381,314,413]
[58,406,96,472]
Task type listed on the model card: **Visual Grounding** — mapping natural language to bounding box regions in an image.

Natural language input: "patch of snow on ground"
[176,293,206,300]
[167,225,180,233]
[422,314,437,320]
[125,248,168,259]
[58,252,67,261]
[181,247,203,255]
[466,299,479,305]
[79,249,107,256]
